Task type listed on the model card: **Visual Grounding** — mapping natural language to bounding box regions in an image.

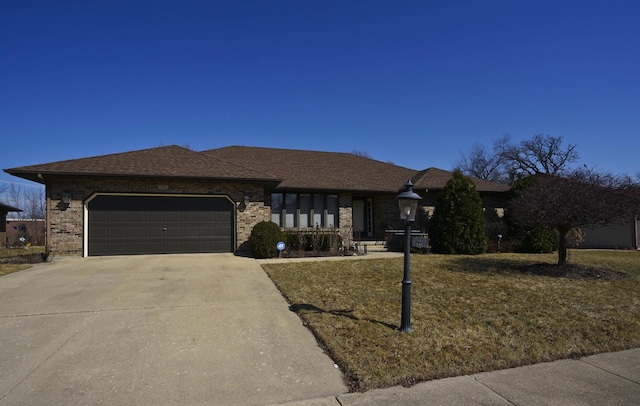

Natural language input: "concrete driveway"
[0,254,347,405]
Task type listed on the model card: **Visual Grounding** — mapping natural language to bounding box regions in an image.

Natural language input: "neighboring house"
[4,145,509,257]
[580,219,639,250]
[5,219,46,247]
[580,187,640,250]
[0,202,22,247]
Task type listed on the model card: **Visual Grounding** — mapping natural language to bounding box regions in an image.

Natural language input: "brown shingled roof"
[202,146,417,192]
[411,167,510,192]
[4,145,278,183]
[5,145,510,194]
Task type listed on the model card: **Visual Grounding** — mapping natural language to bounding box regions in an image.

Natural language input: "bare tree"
[507,169,638,265]
[457,134,580,184]
[1,182,45,219]
[23,187,45,219]
[455,142,505,182]
[6,183,23,215]
[350,150,372,159]
[497,134,579,177]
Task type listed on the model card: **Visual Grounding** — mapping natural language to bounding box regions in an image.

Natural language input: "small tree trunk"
[557,227,568,265]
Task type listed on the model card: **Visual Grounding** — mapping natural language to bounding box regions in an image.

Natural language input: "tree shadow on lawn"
[289,303,398,331]
[442,256,627,281]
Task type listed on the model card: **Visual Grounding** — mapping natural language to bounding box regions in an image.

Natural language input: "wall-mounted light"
[243,195,251,206]
[61,192,72,205]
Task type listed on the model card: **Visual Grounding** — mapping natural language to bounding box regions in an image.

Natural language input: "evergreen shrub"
[249,221,284,259]
[429,170,488,254]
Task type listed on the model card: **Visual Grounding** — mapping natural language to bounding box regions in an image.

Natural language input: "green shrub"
[429,170,488,254]
[249,221,284,259]
[517,227,558,253]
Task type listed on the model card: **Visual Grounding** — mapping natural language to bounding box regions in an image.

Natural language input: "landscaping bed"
[262,250,640,391]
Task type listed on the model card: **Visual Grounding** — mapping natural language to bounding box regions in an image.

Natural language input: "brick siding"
[46,177,270,256]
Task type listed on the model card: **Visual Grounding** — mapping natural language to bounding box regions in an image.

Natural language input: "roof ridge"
[202,145,417,171]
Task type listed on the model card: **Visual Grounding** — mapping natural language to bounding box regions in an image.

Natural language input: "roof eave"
[4,170,282,185]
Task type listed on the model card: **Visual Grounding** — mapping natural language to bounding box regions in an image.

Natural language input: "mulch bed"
[518,263,627,280]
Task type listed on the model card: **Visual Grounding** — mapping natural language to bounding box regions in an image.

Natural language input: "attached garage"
[86,194,234,256]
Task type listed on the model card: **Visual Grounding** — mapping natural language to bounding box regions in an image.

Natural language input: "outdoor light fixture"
[61,192,72,205]
[397,181,421,222]
[243,195,251,206]
[396,180,422,332]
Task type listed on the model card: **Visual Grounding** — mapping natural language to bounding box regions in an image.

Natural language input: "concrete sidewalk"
[270,348,640,405]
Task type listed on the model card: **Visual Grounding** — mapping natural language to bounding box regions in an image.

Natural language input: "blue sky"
[1,0,639,188]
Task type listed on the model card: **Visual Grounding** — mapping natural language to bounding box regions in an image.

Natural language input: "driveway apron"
[0,254,347,405]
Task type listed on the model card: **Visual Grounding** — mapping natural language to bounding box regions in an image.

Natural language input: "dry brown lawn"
[262,250,640,391]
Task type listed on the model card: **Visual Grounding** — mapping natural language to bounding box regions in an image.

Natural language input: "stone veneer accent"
[338,193,353,247]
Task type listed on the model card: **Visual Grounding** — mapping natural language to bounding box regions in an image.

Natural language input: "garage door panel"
[130,212,146,222]
[198,212,216,221]
[88,195,234,256]
[129,227,146,238]
[183,212,199,222]
[146,212,164,222]
[183,227,199,238]
[165,212,183,223]
[199,227,215,237]
[165,228,181,237]
[109,212,128,223]
[146,227,165,238]
[110,227,128,238]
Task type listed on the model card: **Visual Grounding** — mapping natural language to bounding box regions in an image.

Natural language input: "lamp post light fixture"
[396,180,422,332]
[61,192,72,205]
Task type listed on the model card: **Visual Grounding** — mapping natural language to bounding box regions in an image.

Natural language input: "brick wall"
[46,176,270,256]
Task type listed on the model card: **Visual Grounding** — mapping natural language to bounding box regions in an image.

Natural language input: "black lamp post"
[396,180,422,332]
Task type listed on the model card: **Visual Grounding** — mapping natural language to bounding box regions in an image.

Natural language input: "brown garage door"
[88,195,234,256]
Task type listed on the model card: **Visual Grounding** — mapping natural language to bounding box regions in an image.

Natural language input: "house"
[5,219,46,247]
[579,219,639,250]
[4,145,510,257]
[0,202,22,247]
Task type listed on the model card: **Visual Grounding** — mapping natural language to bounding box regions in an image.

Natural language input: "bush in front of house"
[282,229,342,256]
[517,227,558,253]
[249,221,285,259]
[429,170,488,254]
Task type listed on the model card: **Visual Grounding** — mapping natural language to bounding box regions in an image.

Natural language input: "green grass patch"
[262,250,640,391]
[0,247,46,276]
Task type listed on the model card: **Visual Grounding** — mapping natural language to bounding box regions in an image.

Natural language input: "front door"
[352,198,373,239]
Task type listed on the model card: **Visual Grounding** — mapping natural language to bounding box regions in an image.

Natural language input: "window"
[270,193,339,229]
[285,194,297,227]
[299,194,311,228]
[326,194,338,228]
[271,193,283,225]
[313,194,325,227]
